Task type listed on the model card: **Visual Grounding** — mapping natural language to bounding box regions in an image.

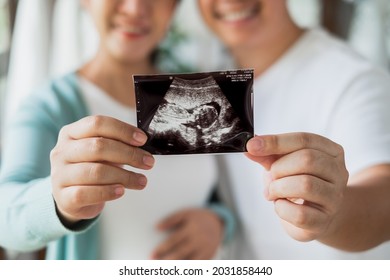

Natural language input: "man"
[198,0,390,259]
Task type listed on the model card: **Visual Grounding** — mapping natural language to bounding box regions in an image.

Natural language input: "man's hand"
[245,133,349,241]
[152,208,224,260]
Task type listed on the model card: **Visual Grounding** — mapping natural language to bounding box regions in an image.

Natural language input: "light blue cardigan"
[0,73,99,259]
[0,73,234,259]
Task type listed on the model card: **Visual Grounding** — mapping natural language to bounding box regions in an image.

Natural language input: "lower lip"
[114,27,147,40]
[119,31,145,40]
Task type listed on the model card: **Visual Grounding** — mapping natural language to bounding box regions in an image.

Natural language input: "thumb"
[245,136,281,170]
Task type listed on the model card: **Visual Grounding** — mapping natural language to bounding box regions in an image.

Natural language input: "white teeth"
[220,9,254,22]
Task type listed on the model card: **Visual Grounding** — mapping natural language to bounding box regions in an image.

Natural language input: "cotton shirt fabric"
[223,28,390,259]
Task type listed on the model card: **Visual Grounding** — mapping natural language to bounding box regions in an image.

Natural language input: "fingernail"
[138,176,147,187]
[250,137,264,152]
[115,186,125,196]
[143,155,155,167]
[133,131,147,144]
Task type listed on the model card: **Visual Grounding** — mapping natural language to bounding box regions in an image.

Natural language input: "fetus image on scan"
[143,76,251,154]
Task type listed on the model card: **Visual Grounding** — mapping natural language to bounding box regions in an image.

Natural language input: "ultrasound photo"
[134,69,254,155]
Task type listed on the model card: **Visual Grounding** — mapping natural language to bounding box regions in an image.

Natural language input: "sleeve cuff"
[25,177,97,244]
[207,203,236,244]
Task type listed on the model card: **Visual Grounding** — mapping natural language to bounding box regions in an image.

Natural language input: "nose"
[118,0,150,17]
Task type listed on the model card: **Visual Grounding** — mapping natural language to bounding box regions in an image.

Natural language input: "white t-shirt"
[78,77,218,259]
[223,29,390,259]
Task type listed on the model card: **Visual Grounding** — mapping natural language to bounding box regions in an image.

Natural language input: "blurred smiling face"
[198,0,285,49]
[83,0,177,63]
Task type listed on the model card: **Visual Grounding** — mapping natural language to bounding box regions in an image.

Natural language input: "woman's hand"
[152,208,224,260]
[50,115,155,226]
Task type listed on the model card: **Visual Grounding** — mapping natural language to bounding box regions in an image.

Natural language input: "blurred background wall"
[0,0,389,259]
[1,0,390,136]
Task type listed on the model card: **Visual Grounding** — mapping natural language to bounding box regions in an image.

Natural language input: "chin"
[111,47,150,63]
[222,35,251,49]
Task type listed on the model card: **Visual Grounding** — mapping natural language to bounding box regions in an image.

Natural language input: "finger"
[55,162,148,189]
[56,201,106,222]
[152,230,188,259]
[270,149,340,183]
[246,133,344,158]
[60,184,125,208]
[160,246,194,260]
[159,242,195,260]
[268,175,334,209]
[274,198,328,232]
[280,220,320,242]
[263,171,273,198]
[157,210,187,231]
[244,153,281,170]
[190,251,206,260]
[192,250,213,260]
[59,115,148,146]
[63,137,154,169]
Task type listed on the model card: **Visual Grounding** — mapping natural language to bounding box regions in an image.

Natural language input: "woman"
[0,0,230,260]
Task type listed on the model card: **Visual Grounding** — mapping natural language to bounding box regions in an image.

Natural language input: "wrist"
[53,198,82,229]
[207,203,236,244]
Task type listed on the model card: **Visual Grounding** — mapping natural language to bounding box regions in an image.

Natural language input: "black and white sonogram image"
[134,69,254,155]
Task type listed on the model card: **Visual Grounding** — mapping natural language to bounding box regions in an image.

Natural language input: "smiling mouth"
[214,2,261,22]
[112,18,150,37]
[116,25,148,36]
